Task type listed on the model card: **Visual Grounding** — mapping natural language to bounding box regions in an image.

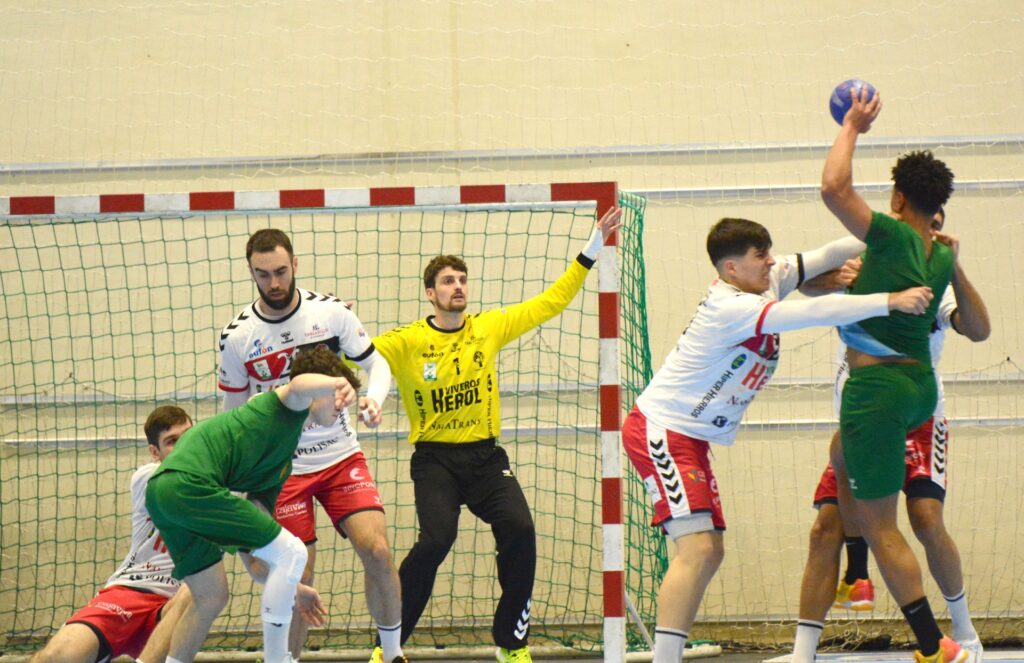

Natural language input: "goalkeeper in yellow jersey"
[371,206,622,663]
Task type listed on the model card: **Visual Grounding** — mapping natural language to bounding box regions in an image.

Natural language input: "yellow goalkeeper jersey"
[374,257,593,444]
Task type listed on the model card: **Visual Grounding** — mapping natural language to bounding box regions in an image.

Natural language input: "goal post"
[0,182,658,658]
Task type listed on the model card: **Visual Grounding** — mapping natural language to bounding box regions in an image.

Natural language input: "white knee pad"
[252,530,308,624]
[253,530,308,580]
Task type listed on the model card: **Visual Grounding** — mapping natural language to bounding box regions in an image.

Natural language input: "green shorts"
[145,469,283,579]
[840,362,937,500]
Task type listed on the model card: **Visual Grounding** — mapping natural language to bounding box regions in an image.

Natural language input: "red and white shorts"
[622,406,725,533]
[814,416,948,506]
[66,585,169,661]
[275,452,384,544]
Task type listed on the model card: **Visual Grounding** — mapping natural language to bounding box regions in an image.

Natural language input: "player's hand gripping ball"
[830,79,877,125]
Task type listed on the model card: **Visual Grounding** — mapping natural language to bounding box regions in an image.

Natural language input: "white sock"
[166,658,185,663]
[262,617,292,663]
[944,590,977,642]
[379,622,403,660]
[653,627,687,663]
[793,620,824,662]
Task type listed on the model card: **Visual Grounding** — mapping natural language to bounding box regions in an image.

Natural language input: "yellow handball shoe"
[370,647,409,663]
[833,577,875,611]
[496,646,533,663]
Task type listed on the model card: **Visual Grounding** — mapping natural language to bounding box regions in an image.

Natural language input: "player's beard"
[436,294,467,313]
[257,279,297,311]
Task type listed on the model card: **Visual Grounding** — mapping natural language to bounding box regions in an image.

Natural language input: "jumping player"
[621,217,936,663]
[792,208,990,662]
[145,346,357,663]
[371,206,623,663]
[30,406,193,663]
[218,229,403,662]
[820,85,971,662]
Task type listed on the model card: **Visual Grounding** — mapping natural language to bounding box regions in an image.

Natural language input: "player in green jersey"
[145,346,357,663]
[820,87,971,663]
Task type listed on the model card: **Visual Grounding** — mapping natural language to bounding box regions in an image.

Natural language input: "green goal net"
[0,186,657,655]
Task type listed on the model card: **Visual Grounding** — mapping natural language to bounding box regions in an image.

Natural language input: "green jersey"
[154,391,308,495]
[839,211,953,365]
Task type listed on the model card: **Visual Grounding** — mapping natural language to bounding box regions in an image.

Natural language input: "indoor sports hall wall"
[2,0,1022,646]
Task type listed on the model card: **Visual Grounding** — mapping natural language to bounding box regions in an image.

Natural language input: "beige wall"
[2,0,1022,647]
[2,1,1022,168]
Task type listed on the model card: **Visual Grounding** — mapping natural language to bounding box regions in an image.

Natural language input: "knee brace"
[252,530,308,624]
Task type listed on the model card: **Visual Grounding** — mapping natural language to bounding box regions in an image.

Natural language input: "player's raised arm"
[799,236,866,283]
[495,205,624,343]
[759,286,932,335]
[821,86,881,241]
[584,205,624,260]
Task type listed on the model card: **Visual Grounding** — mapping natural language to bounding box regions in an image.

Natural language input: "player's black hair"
[706,218,772,266]
[246,228,294,261]
[290,344,361,390]
[144,406,192,447]
[891,150,954,217]
[423,255,468,290]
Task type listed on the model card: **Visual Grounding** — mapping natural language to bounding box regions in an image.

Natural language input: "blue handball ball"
[829,79,876,125]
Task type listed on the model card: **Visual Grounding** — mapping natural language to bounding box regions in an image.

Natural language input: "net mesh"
[0,190,660,653]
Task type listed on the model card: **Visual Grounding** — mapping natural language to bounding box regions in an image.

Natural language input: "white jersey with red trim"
[636,254,803,446]
[218,288,375,475]
[833,287,957,417]
[103,462,180,598]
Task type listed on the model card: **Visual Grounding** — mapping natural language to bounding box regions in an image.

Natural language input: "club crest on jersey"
[712,416,729,428]
[423,362,438,381]
[248,339,274,359]
[254,360,272,380]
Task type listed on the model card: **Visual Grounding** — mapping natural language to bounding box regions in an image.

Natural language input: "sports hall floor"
[2,651,1023,662]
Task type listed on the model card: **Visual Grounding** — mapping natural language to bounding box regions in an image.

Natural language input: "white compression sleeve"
[761,293,889,334]
[580,226,604,261]
[358,349,392,406]
[799,236,866,282]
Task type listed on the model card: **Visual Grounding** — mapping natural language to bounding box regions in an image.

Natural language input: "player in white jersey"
[30,406,193,663]
[621,218,937,663]
[218,228,404,663]
[792,209,991,662]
